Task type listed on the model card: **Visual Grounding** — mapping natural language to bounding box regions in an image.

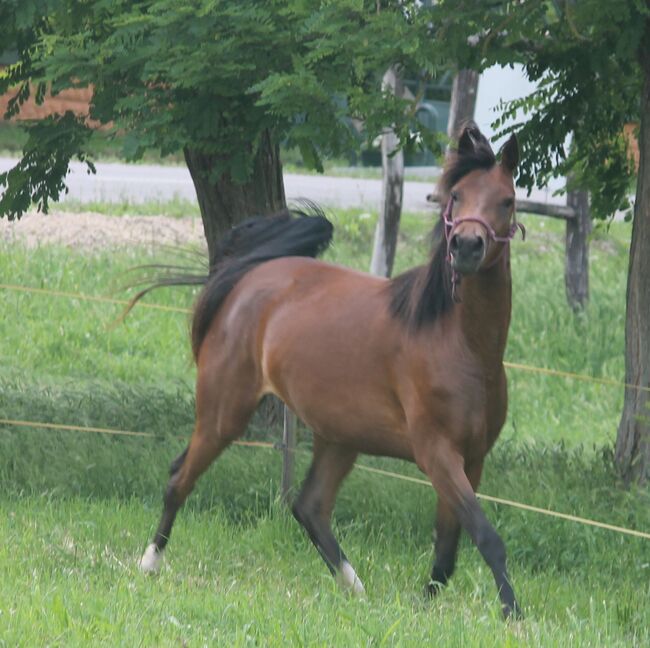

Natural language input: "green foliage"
[430,0,648,218]
[1,0,444,219]
[0,112,94,219]
[3,1,645,220]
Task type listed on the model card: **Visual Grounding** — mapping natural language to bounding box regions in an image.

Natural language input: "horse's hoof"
[337,561,365,596]
[139,543,162,573]
[425,579,444,598]
[503,601,524,621]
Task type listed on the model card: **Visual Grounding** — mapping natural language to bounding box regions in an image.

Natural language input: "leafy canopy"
[427,0,648,219]
[3,0,648,221]
[0,0,441,219]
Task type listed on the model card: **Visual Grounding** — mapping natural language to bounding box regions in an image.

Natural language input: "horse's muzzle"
[448,233,486,275]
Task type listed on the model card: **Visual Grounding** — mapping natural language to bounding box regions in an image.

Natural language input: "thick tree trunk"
[447,69,480,141]
[616,51,650,485]
[370,67,405,278]
[184,129,286,267]
[184,129,286,436]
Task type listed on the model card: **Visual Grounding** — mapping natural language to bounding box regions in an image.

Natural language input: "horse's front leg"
[418,440,521,619]
[427,497,461,596]
[427,460,483,596]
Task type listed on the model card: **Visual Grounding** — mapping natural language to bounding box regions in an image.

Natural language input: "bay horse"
[138,123,524,618]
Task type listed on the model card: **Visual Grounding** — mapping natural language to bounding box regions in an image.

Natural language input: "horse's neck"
[455,251,512,367]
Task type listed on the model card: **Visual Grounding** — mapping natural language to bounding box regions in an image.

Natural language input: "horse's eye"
[451,191,459,202]
[503,197,514,209]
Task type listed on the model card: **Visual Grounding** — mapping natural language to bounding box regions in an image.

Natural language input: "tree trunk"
[184,129,286,267]
[370,67,405,278]
[565,186,591,310]
[185,129,286,436]
[447,69,480,141]
[616,49,650,485]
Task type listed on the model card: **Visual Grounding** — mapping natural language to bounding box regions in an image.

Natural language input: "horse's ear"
[500,134,519,173]
[457,121,482,157]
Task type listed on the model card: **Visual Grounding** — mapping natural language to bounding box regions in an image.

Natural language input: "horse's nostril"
[452,235,484,260]
[470,236,484,254]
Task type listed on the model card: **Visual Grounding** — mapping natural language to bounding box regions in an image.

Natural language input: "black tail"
[127,204,333,361]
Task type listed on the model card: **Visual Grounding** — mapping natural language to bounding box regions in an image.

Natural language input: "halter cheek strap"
[442,197,526,302]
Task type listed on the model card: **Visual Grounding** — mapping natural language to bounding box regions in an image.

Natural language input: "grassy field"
[1,208,649,646]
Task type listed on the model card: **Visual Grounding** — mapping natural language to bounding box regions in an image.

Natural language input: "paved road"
[0,157,566,213]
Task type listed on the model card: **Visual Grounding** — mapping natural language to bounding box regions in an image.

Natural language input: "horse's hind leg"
[292,437,362,594]
[139,428,230,571]
[139,375,258,572]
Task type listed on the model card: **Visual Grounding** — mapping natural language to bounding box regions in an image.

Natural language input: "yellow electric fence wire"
[0,283,191,314]
[1,417,649,541]
[0,418,276,449]
[352,464,650,541]
[503,360,650,394]
[2,282,649,394]
[0,418,154,438]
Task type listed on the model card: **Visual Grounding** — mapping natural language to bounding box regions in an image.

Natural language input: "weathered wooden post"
[565,185,591,310]
[281,406,296,503]
[370,66,405,277]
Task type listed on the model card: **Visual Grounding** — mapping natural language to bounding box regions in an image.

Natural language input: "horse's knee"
[163,471,193,511]
[163,481,180,509]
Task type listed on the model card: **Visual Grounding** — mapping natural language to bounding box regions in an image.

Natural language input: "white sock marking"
[139,543,162,573]
[337,561,365,595]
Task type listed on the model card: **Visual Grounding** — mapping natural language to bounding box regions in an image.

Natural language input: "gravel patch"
[0,210,206,252]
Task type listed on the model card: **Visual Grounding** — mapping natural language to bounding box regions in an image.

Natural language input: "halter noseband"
[442,197,526,302]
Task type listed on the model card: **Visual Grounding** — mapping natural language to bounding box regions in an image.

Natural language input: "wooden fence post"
[565,187,591,310]
[370,66,405,278]
[281,406,296,504]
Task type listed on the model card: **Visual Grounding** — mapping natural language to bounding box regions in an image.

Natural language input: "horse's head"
[441,123,522,276]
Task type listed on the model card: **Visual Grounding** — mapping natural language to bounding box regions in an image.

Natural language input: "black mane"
[387,122,496,331]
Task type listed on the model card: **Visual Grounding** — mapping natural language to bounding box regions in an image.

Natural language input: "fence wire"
[2,281,649,393]
[1,416,648,541]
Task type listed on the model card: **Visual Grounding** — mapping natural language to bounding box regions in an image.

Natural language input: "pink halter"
[442,197,526,302]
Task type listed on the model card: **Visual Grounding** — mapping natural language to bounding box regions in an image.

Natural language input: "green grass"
[1,207,648,646]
